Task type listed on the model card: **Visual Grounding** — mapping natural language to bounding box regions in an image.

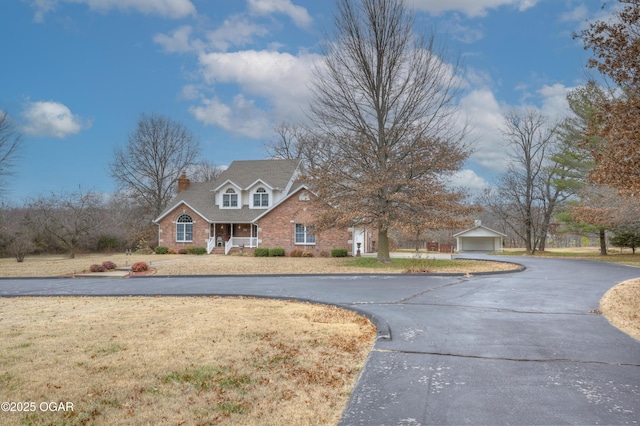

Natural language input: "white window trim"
[176,214,193,242]
[251,187,270,209]
[221,188,240,209]
[294,224,316,245]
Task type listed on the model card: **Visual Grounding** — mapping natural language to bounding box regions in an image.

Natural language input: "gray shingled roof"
[154,158,303,223]
[213,158,301,190]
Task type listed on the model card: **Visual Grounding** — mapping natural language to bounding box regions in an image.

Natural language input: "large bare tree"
[0,111,22,199]
[305,0,473,262]
[264,122,331,171]
[110,113,200,220]
[485,110,558,254]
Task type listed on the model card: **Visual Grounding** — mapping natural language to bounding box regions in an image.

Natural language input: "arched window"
[253,187,269,207]
[223,188,238,207]
[176,214,193,242]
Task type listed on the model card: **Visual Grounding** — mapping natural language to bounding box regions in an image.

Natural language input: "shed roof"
[453,224,507,238]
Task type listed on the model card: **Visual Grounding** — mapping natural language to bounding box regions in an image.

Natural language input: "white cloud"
[450,169,490,192]
[153,25,200,53]
[192,49,321,132]
[189,95,271,139]
[21,101,90,138]
[444,19,485,43]
[205,15,269,52]
[459,89,509,172]
[30,0,56,23]
[155,16,270,54]
[248,0,312,28]
[30,0,196,21]
[408,0,539,17]
[538,83,571,120]
[560,4,589,22]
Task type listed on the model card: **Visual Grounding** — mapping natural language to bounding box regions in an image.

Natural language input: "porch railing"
[208,237,259,255]
[229,237,258,248]
[206,237,217,254]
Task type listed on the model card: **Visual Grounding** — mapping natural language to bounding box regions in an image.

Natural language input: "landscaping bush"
[289,249,304,257]
[90,264,106,273]
[254,248,269,257]
[331,248,348,258]
[302,251,314,257]
[131,261,149,272]
[178,248,187,254]
[168,248,176,254]
[269,248,285,257]
[102,261,117,270]
[97,235,121,252]
[185,246,207,255]
[155,246,169,254]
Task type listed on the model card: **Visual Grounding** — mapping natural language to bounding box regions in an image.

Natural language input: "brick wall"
[257,189,350,255]
[156,204,210,251]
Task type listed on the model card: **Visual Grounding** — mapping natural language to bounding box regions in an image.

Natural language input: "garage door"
[461,237,494,251]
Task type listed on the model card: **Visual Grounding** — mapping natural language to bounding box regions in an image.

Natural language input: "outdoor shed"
[453,221,506,253]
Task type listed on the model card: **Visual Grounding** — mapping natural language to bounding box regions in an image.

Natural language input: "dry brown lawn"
[0,253,518,277]
[0,297,376,425]
[601,278,640,341]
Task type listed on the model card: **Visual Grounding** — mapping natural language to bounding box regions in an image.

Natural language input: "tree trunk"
[377,228,391,263]
[525,219,536,255]
[599,228,607,255]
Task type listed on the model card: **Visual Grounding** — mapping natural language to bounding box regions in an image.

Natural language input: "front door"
[353,228,366,255]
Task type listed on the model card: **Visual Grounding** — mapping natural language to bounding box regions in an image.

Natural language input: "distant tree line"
[0,113,223,260]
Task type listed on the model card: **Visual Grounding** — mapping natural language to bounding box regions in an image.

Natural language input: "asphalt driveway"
[1,255,640,425]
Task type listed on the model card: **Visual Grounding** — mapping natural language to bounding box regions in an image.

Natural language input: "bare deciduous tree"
[188,159,225,183]
[110,113,200,220]
[27,189,105,259]
[264,122,331,171]
[305,0,473,262]
[0,111,22,199]
[486,110,558,254]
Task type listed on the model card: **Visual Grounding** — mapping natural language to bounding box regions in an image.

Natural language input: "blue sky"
[0,0,607,203]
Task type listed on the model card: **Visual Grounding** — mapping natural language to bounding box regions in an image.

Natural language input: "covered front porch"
[207,222,259,254]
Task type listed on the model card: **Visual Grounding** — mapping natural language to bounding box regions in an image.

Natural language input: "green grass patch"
[163,365,252,392]
[217,402,249,415]
[343,257,470,271]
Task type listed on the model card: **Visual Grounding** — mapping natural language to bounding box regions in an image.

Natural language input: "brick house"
[153,159,375,255]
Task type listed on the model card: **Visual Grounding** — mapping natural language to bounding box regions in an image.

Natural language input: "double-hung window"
[176,214,193,242]
[253,187,269,207]
[295,224,315,244]
[223,188,238,207]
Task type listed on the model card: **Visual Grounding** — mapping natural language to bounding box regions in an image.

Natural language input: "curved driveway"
[2,255,640,425]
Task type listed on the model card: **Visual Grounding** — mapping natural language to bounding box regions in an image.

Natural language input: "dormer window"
[253,187,269,207]
[223,188,238,207]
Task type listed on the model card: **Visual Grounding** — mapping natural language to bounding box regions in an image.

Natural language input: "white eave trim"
[246,178,274,191]
[453,225,507,238]
[213,179,242,193]
[153,201,210,224]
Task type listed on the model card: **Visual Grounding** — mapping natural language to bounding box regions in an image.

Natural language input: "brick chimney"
[177,172,190,193]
